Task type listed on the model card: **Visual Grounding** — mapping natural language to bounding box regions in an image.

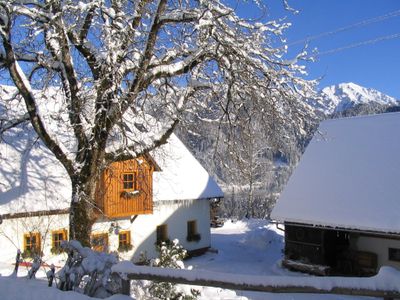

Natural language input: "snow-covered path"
[188,219,286,276]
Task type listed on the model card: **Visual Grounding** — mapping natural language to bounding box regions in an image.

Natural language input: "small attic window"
[122,173,136,190]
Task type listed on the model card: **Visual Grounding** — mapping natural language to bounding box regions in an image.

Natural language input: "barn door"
[324,230,350,269]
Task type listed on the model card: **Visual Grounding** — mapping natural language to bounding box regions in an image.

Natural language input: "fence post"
[120,278,131,295]
[13,249,21,275]
[47,264,55,287]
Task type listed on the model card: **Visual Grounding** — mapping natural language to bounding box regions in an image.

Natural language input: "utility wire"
[315,32,400,56]
[289,9,400,46]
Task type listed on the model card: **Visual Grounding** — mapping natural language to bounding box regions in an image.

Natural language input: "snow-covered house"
[271,112,400,276]
[0,89,223,262]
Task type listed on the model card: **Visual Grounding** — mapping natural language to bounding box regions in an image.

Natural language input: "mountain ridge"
[311,82,398,115]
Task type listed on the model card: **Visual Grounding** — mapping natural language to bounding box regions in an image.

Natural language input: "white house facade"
[0,89,223,262]
[0,198,213,261]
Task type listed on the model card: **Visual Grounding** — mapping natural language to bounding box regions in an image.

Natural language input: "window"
[389,248,400,262]
[187,220,197,237]
[51,229,67,253]
[118,231,132,251]
[91,233,108,252]
[122,173,136,190]
[23,232,41,256]
[187,220,201,242]
[156,224,168,245]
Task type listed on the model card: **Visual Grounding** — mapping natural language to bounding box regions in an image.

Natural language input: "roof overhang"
[282,221,400,239]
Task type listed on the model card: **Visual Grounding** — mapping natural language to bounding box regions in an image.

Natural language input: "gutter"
[0,208,69,221]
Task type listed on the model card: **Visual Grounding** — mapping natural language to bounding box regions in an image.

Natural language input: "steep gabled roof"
[271,112,400,234]
[0,87,223,215]
[152,134,223,201]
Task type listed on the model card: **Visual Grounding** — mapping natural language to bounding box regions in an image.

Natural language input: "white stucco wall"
[351,234,400,270]
[0,214,69,261]
[93,199,211,260]
[0,199,211,262]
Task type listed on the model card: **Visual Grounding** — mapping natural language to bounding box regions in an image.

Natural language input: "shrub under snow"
[57,240,122,298]
[132,239,200,300]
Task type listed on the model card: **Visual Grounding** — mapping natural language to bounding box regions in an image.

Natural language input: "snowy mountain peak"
[315,82,398,115]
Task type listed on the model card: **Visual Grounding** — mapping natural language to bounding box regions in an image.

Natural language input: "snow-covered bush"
[152,239,187,269]
[57,240,121,298]
[21,249,43,259]
[28,256,42,279]
[132,239,200,300]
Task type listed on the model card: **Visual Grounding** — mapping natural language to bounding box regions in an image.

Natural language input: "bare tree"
[179,87,315,219]
[0,0,314,245]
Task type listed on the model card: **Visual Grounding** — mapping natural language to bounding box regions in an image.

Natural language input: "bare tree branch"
[0,112,29,135]
[2,31,74,175]
[1,0,315,244]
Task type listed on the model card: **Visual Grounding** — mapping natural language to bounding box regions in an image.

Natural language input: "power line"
[316,32,400,56]
[289,9,400,46]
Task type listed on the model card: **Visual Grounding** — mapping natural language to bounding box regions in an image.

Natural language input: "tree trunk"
[69,176,98,247]
[246,167,255,219]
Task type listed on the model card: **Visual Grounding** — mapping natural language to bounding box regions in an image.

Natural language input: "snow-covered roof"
[152,134,223,201]
[0,90,222,215]
[0,126,71,215]
[271,112,400,234]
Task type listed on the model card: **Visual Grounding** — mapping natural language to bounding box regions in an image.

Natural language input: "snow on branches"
[0,0,315,242]
[57,240,121,297]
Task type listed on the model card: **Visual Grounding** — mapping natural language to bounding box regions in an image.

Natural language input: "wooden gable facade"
[95,155,158,218]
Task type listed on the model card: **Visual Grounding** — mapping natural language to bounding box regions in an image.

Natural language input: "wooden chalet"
[95,155,159,219]
[271,112,400,276]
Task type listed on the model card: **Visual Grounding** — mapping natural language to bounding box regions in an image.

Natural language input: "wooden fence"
[112,263,400,299]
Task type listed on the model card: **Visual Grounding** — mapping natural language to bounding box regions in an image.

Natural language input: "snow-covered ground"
[187,219,377,300]
[0,219,379,299]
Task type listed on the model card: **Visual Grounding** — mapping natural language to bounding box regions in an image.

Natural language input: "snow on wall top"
[0,88,222,215]
[271,112,400,234]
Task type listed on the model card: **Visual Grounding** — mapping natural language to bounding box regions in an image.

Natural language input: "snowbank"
[0,276,132,300]
[112,262,400,296]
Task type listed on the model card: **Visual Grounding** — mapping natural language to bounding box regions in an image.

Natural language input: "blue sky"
[4,1,399,99]
[235,0,400,98]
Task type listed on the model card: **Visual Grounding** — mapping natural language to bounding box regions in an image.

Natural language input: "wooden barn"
[0,87,223,261]
[271,112,400,276]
